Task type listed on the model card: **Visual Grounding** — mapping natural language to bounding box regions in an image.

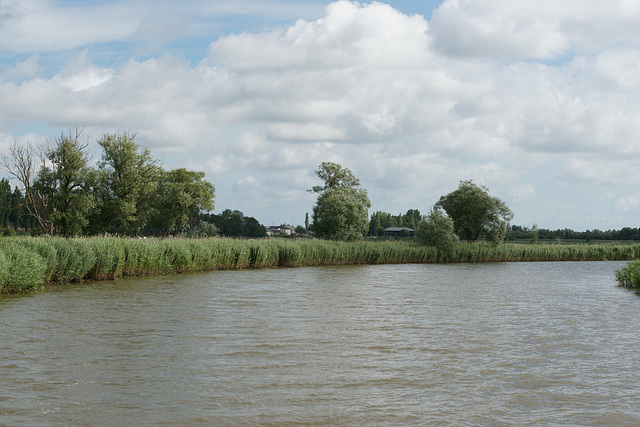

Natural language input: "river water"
[1,261,639,425]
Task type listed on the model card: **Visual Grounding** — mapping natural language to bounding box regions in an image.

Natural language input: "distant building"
[266,224,296,236]
[384,227,416,238]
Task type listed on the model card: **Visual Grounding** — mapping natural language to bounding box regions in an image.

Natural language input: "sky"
[1,0,639,231]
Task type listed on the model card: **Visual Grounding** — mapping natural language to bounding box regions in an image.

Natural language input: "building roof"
[384,227,415,232]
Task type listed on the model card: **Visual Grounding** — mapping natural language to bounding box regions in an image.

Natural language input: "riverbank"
[1,236,640,293]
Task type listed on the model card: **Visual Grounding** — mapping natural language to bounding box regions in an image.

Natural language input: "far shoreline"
[1,236,639,294]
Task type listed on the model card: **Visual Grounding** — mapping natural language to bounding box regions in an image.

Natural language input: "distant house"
[266,224,296,236]
[384,227,416,238]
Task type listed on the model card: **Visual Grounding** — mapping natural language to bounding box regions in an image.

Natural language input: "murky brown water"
[1,261,639,425]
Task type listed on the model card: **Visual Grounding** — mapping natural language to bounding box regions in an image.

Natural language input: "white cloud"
[56,51,115,92]
[615,196,640,213]
[429,0,640,59]
[0,55,40,82]
[2,0,640,230]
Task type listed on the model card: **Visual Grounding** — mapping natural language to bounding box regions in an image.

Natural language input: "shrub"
[418,208,459,258]
[615,260,640,288]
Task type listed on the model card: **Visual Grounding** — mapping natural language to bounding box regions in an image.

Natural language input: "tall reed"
[1,236,640,293]
[0,240,47,292]
[615,260,640,288]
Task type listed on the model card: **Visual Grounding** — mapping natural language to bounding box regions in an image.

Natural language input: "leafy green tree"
[206,209,265,237]
[311,163,370,241]
[0,178,10,227]
[150,168,215,236]
[34,132,96,236]
[245,216,267,237]
[418,208,459,256]
[9,187,30,230]
[435,180,513,244]
[529,224,539,244]
[95,132,160,235]
[310,161,361,193]
[313,186,371,240]
[193,221,219,237]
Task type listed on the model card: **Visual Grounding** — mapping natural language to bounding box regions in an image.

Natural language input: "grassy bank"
[2,236,640,293]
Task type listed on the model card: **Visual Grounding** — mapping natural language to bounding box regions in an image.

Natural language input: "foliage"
[0,140,54,234]
[615,260,640,288]
[203,210,266,238]
[0,240,46,291]
[194,221,219,237]
[310,161,360,193]
[1,130,218,237]
[2,236,640,293]
[313,186,371,241]
[507,225,640,242]
[436,180,513,244]
[0,178,10,227]
[150,168,215,236]
[311,163,371,241]
[94,132,161,235]
[418,208,459,257]
[35,132,96,237]
[369,209,422,236]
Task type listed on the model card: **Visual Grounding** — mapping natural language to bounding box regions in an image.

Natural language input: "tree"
[418,208,459,256]
[435,180,513,244]
[9,187,29,229]
[0,141,53,234]
[402,209,422,230]
[35,131,96,237]
[245,216,267,237]
[1,131,96,236]
[311,162,370,241]
[95,132,160,235]
[313,186,371,240]
[205,209,265,237]
[0,178,10,227]
[529,224,539,244]
[149,168,215,236]
[310,161,361,193]
[193,221,219,237]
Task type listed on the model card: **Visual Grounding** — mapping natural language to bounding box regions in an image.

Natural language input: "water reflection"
[1,261,638,425]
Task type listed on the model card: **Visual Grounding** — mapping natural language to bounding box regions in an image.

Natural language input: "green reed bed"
[2,237,640,293]
[615,260,640,288]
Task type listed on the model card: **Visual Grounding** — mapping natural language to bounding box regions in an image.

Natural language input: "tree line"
[308,163,514,253]
[368,209,423,236]
[0,131,215,237]
[198,210,267,238]
[507,225,640,242]
[308,162,640,252]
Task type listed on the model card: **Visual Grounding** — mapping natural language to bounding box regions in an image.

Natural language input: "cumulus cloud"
[429,0,640,59]
[2,0,640,230]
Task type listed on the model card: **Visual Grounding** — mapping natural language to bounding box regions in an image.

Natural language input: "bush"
[194,221,219,237]
[615,260,640,288]
[418,208,459,258]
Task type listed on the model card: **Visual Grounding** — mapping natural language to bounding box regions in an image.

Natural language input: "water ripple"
[1,261,638,425]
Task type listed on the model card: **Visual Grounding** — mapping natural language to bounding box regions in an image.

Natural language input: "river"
[1,261,639,425]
